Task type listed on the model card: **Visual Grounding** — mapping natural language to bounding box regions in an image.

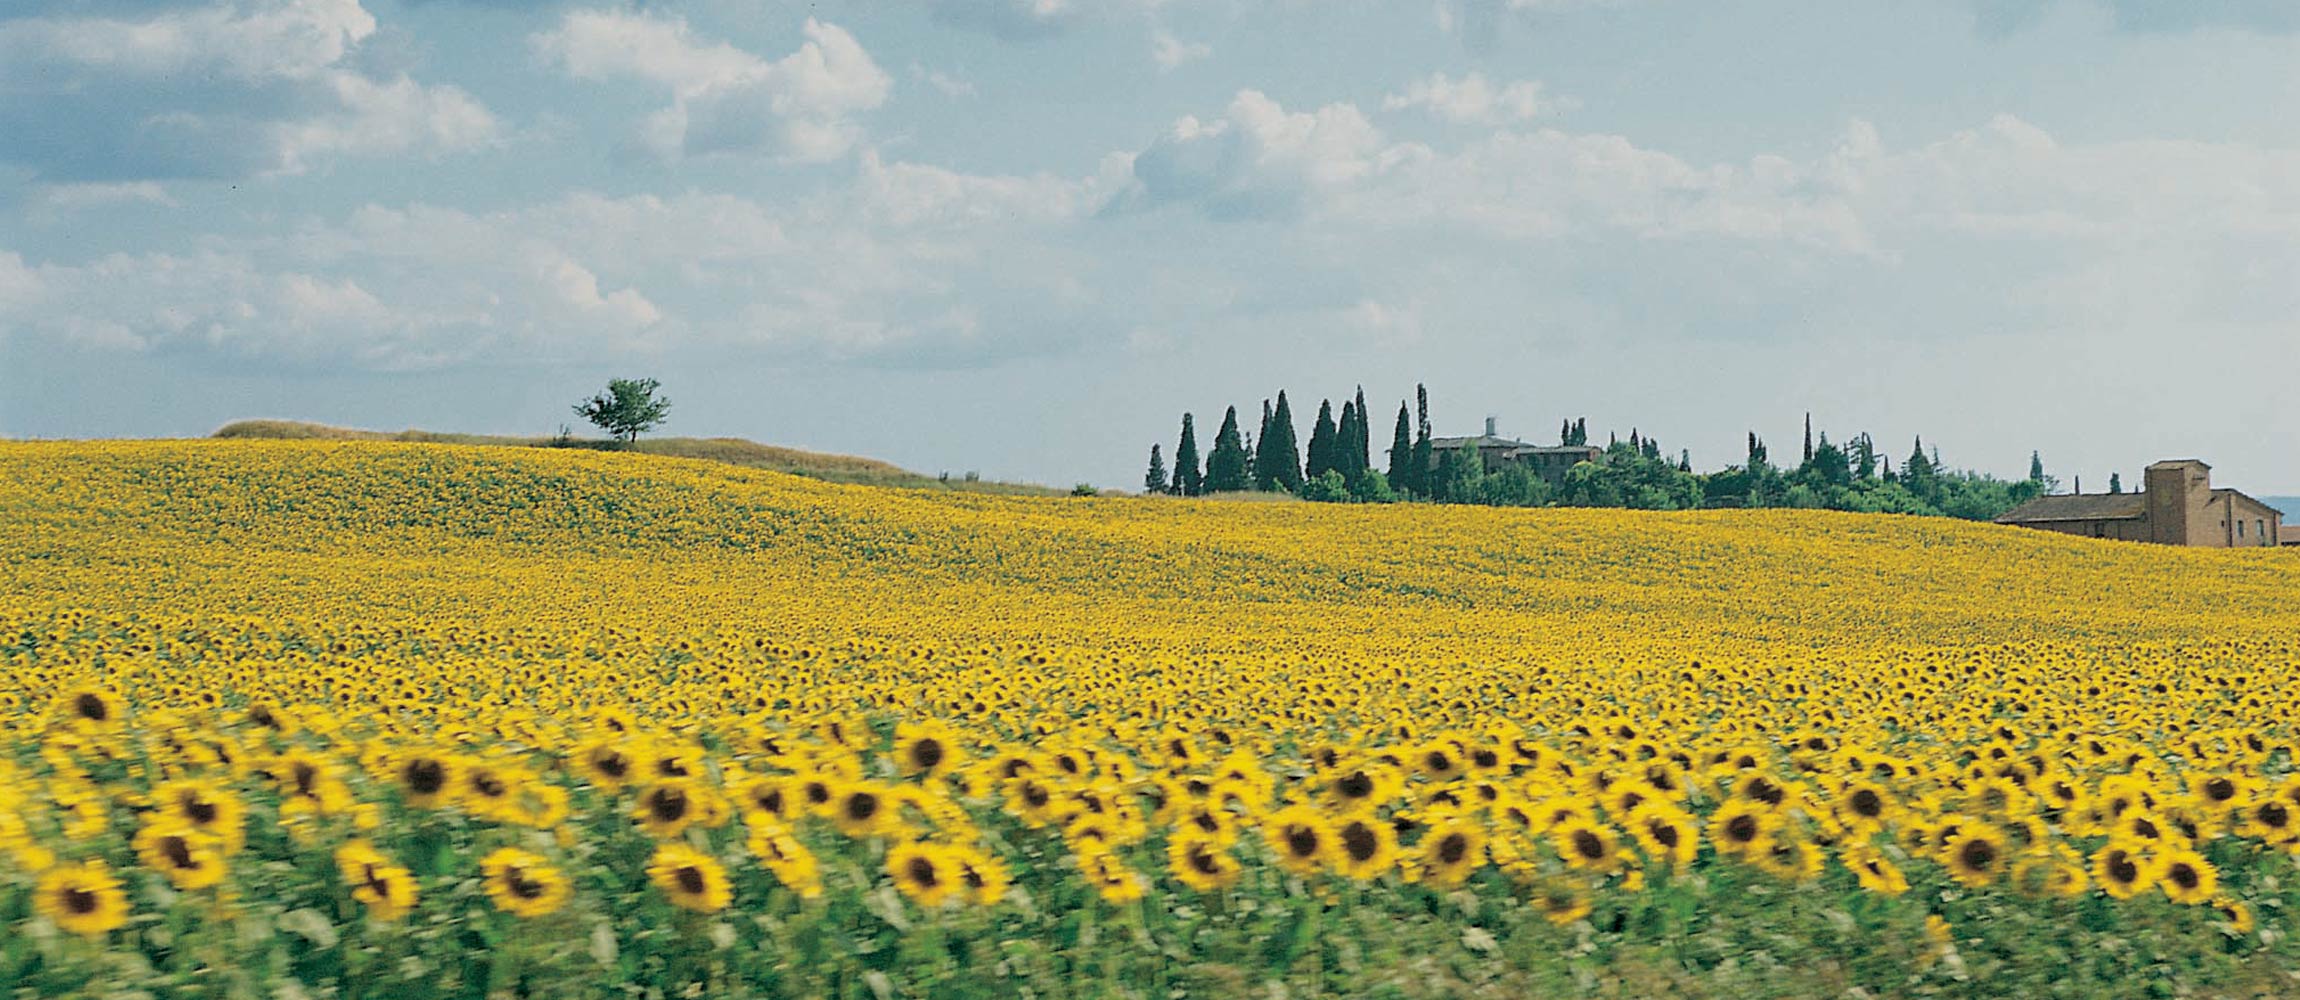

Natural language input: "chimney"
[1484,416,1497,438]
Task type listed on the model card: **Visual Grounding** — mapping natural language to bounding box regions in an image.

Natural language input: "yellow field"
[4,440,2299,998]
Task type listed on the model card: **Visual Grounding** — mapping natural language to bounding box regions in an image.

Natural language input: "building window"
[2238,520,2246,538]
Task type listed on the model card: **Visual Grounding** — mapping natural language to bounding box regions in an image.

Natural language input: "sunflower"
[56,686,124,732]
[1835,780,1894,832]
[1416,819,1485,887]
[2210,896,2255,933]
[1168,835,1243,892]
[1625,803,1698,868]
[1080,848,1146,903]
[337,844,420,922]
[1707,800,1775,858]
[153,778,245,853]
[133,822,226,890]
[1414,742,1466,783]
[648,843,733,913]
[1551,818,1618,874]
[1324,764,1400,811]
[829,780,901,838]
[2091,843,2158,900]
[479,847,571,918]
[950,844,1011,905]
[389,752,457,809]
[1264,805,1335,877]
[1751,831,1824,882]
[1942,822,2007,887]
[1843,847,1909,896]
[746,821,824,900]
[636,780,704,839]
[894,722,964,779]
[2238,796,2298,844]
[1331,813,1400,881]
[1531,879,1592,926]
[574,738,640,792]
[35,860,129,936]
[883,841,960,906]
[2157,848,2218,905]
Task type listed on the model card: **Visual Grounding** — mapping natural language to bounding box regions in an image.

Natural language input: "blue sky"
[2,0,2296,493]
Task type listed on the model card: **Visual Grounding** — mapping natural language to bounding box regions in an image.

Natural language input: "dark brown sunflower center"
[675,866,707,895]
[648,787,689,822]
[1425,752,1453,772]
[595,750,631,778]
[404,760,446,795]
[2169,863,2199,890]
[1337,772,1374,799]
[1958,839,1997,871]
[1571,830,1604,860]
[844,791,880,821]
[2205,778,2236,802]
[1849,789,1883,818]
[184,797,219,825]
[910,739,945,770]
[1341,823,1379,863]
[1189,846,1222,875]
[1649,821,1680,848]
[1470,749,1499,769]
[160,836,195,870]
[2107,855,2139,883]
[1285,827,1320,858]
[906,856,940,888]
[470,772,506,798]
[62,886,99,914]
[1724,815,1759,843]
[1746,778,1784,805]
[73,693,108,721]
[506,870,545,899]
[1437,832,1469,865]
[2260,801,2291,827]
[805,781,833,805]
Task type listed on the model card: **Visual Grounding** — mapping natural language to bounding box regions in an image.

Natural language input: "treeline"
[1142,385,2054,521]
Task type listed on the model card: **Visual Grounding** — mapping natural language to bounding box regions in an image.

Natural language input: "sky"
[1,0,2296,494]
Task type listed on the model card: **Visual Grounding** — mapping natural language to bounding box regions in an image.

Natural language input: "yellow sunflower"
[36,860,130,936]
[1416,819,1486,887]
[1168,835,1243,892]
[2157,848,2218,905]
[480,847,571,918]
[1331,813,1400,881]
[1264,804,1335,877]
[133,822,226,890]
[648,843,733,913]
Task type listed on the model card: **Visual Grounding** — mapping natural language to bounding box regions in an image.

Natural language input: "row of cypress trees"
[1146,386,1439,498]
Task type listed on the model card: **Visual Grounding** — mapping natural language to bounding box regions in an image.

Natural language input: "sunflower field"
[5,440,2300,999]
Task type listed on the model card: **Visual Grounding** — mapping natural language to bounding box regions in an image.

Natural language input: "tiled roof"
[1994,493,2147,524]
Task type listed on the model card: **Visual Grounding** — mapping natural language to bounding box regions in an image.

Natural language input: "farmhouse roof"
[1993,493,2147,524]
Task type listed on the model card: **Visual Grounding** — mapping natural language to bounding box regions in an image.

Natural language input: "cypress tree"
[1388,401,1415,494]
[1144,444,1167,495]
[1351,386,1372,477]
[1205,406,1252,493]
[1173,414,1203,497]
[1410,385,1433,496]
[1307,400,1338,479]
[1572,418,1588,446]
[2029,451,2046,483]
[1802,413,1815,469]
[1253,400,1274,489]
[2109,472,2124,494]
[1266,392,1304,493]
[1561,419,1573,446]
[1337,400,1360,479]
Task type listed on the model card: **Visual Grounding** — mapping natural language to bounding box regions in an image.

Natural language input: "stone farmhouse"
[1994,459,2284,548]
[1424,419,1605,486]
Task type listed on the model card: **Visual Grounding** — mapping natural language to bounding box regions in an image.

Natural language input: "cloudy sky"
[2,0,2296,493]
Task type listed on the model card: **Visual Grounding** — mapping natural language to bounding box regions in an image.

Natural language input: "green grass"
[209,420,1067,496]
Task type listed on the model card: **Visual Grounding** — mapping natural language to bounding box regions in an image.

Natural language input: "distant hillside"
[2267,497,2300,518]
[210,420,1064,496]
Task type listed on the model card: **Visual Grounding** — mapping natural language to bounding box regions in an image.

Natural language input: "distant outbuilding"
[1995,459,2283,547]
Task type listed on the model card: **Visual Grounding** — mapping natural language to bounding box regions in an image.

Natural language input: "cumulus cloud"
[0,154,1125,369]
[533,12,890,162]
[1124,90,1389,219]
[1382,72,1569,124]
[1150,30,1211,70]
[0,0,496,182]
[926,0,1088,40]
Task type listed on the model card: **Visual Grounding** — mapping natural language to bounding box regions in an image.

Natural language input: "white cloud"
[1150,30,1211,70]
[535,13,890,163]
[911,63,978,99]
[1382,72,1569,124]
[0,155,1120,369]
[35,183,180,213]
[0,0,495,181]
[1127,90,1389,218]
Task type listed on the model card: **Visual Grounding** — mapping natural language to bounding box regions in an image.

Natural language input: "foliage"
[573,378,672,444]
[5,441,2300,997]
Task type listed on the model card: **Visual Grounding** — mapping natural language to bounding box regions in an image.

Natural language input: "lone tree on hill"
[574,378,671,443]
